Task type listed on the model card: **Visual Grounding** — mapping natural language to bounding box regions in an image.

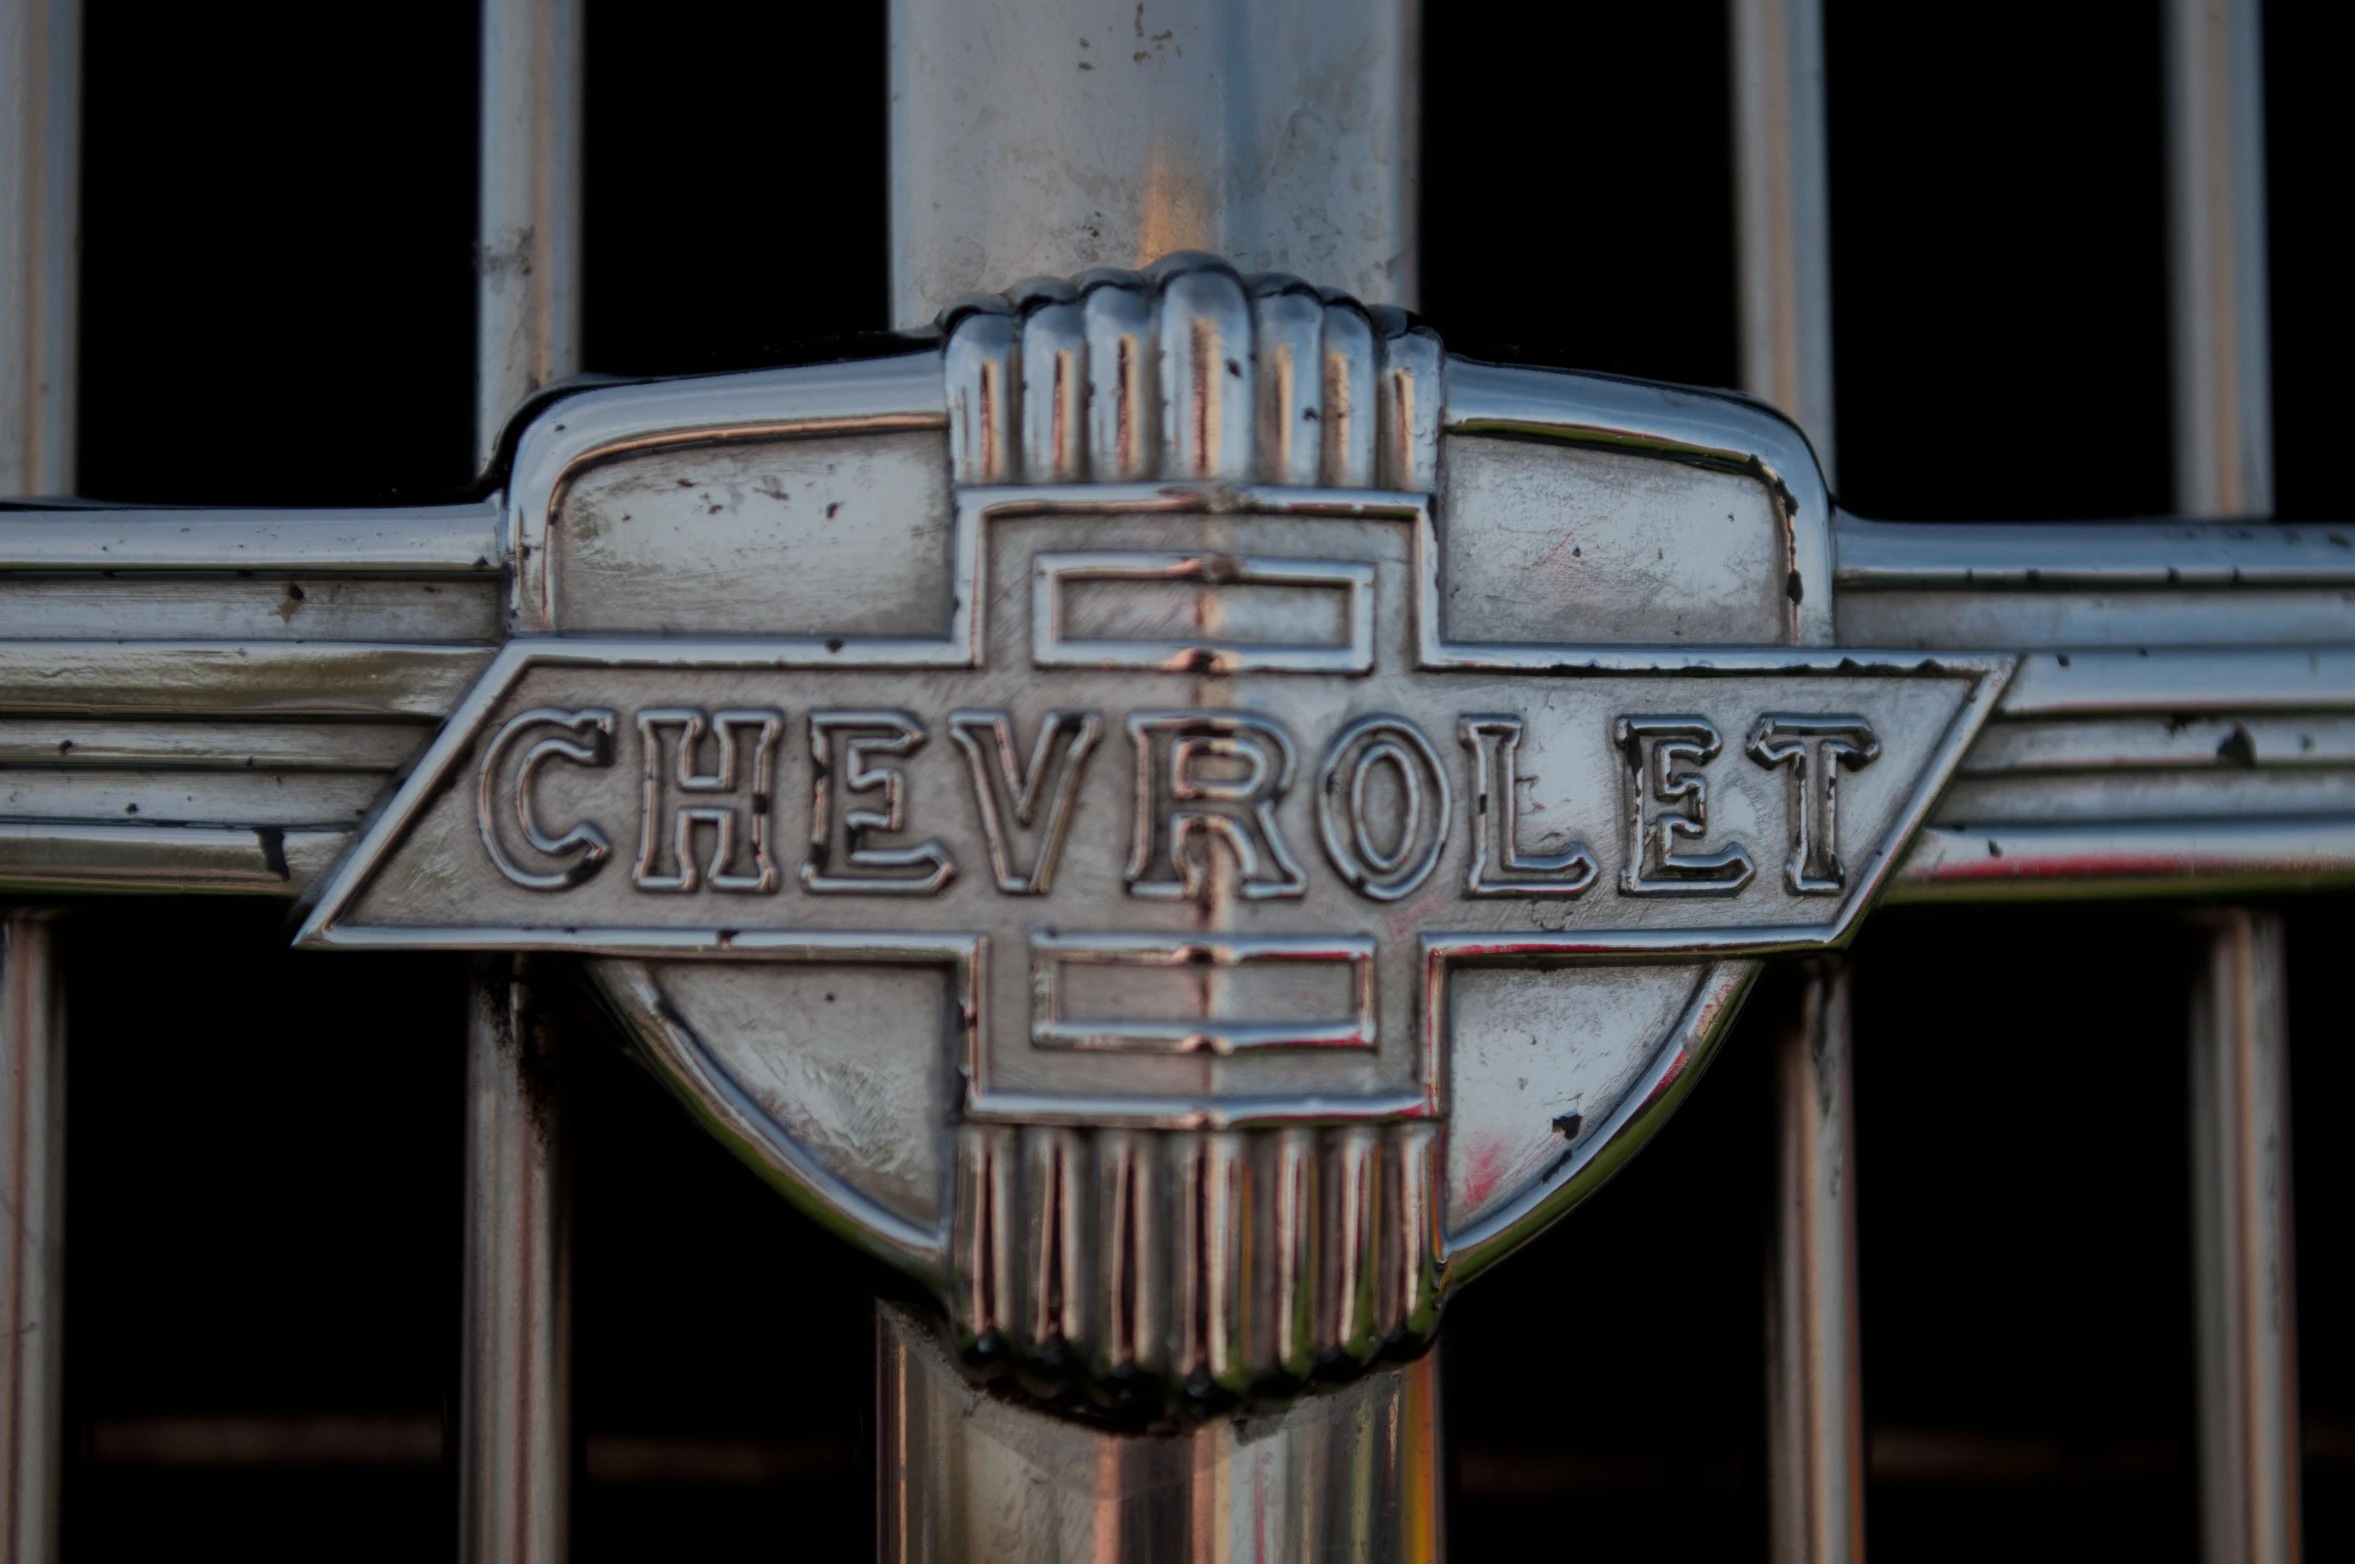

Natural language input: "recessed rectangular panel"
[1032,551,1373,672]
[1441,438,1792,646]
[1033,933,1376,1054]
[552,430,953,636]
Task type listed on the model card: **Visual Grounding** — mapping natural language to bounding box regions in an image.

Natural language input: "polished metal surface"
[4,503,2345,902]
[1767,961,1862,1564]
[1734,6,1864,1554]
[303,278,2008,1415]
[0,500,502,893]
[878,1300,1442,1564]
[2190,911,2300,1564]
[5,6,2350,1560]
[0,499,504,571]
[1731,0,1834,485]
[2,9,72,1556]
[887,0,1417,326]
[463,19,580,1561]
[460,959,571,1564]
[1835,511,2355,594]
[2168,9,2299,1560]
[0,0,76,497]
[1836,513,2355,893]
[2166,0,2272,517]
[477,0,581,468]
[0,911,61,1564]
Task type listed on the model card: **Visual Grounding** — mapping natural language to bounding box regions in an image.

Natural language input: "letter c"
[477,707,617,890]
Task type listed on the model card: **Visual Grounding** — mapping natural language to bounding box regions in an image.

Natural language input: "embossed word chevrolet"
[303,259,2007,1404]
[467,688,1895,910]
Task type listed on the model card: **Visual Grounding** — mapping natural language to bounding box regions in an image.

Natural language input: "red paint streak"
[1462,1139,1505,1209]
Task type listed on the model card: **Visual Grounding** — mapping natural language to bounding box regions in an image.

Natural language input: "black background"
[50,2,2354,1558]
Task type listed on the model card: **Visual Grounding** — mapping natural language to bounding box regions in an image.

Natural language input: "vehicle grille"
[5,2,2348,1560]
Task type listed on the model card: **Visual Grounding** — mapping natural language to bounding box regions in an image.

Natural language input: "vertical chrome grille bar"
[464,5,581,1558]
[2,7,75,1560]
[2170,8,2296,1560]
[0,914,62,1564]
[887,0,1420,328]
[476,0,582,469]
[1731,0,1835,487]
[2166,0,2273,518]
[1767,962,1864,1564]
[461,959,571,1564]
[0,0,76,498]
[884,6,1440,1551]
[2190,912,2300,1564]
[1734,3,1862,1560]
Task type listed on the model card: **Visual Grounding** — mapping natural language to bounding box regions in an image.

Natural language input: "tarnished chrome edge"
[875,1303,1445,1560]
[0,642,496,719]
[1442,961,1759,1282]
[1444,357,1836,647]
[1732,0,1835,489]
[1836,509,2355,590]
[474,0,580,476]
[1416,647,2009,957]
[0,821,349,894]
[1891,815,2355,901]
[2188,909,2300,1564]
[1,0,78,501]
[459,955,570,1564]
[588,958,948,1283]
[0,501,505,574]
[501,353,948,632]
[0,349,2345,902]
[1998,647,2355,717]
[291,637,2013,952]
[1,909,65,1564]
[466,13,581,1561]
[1767,958,1865,1564]
[2167,0,2273,521]
[1731,7,1860,1560]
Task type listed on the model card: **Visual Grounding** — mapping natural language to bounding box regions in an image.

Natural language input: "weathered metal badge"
[301,257,2007,1406]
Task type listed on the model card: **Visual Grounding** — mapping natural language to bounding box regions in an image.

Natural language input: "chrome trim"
[0,821,349,894]
[590,952,953,1280]
[1891,816,2355,901]
[2190,910,2300,1564]
[2167,0,2273,518]
[2000,647,2355,717]
[0,501,504,573]
[0,911,62,1564]
[475,0,581,470]
[885,0,1419,326]
[2168,11,2300,1560]
[1441,959,1757,1286]
[465,15,580,1561]
[459,959,570,1564]
[501,353,946,632]
[1733,5,1858,1556]
[1768,961,1863,1564]
[1443,357,1835,647]
[7,7,2346,1560]
[0,641,494,718]
[877,1299,1444,1562]
[2,7,73,1554]
[1731,0,1834,485]
[1835,511,2355,592]
[0,0,76,499]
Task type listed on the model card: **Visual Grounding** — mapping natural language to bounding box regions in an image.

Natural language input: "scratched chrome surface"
[2,248,2347,1405]
[0,233,2348,1406]
[270,256,2010,1406]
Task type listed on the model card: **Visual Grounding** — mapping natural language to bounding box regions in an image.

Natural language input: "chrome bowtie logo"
[303,256,2007,1408]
